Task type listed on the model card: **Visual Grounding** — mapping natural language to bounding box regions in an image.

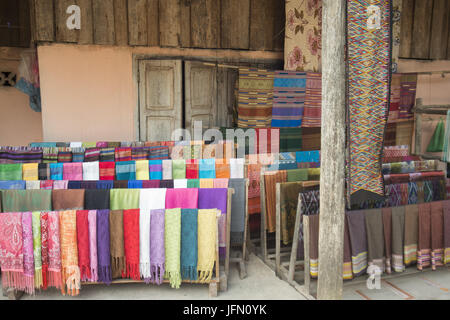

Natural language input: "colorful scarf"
[199,159,216,179]
[2,189,52,212]
[97,210,112,284]
[186,159,199,179]
[302,72,322,128]
[181,209,198,280]
[271,70,306,128]
[115,161,136,180]
[99,162,115,180]
[62,163,83,180]
[165,208,182,288]
[431,201,444,270]
[174,179,188,188]
[280,182,303,245]
[309,214,320,278]
[198,188,228,250]
[198,209,217,282]
[343,217,353,280]
[87,210,98,282]
[100,147,115,162]
[149,160,163,180]
[52,189,85,211]
[131,147,149,161]
[214,178,229,189]
[109,210,126,279]
[162,160,173,180]
[38,180,52,190]
[40,212,49,289]
[42,147,58,163]
[404,204,419,266]
[200,179,214,188]
[264,170,287,232]
[150,209,165,284]
[418,203,431,270]
[22,163,38,181]
[53,180,68,189]
[215,161,230,179]
[72,148,85,162]
[136,160,150,180]
[49,163,63,181]
[399,73,417,119]
[142,180,161,188]
[47,212,62,289]
[32,211,43,289]
[76,210,91,282]
[21,212,35,294]
[0,180,26,190]
[347,0,390,205]
[187,179,200,188]
[84,148,100,162]
[165,188,199,209]
[0,163,23,180]
[247,162,261,214]
[172,159,186,179]
[346,210,368,276]
[59,210,80,296]
[115,147,132,162]
[148,146,170,160]
[38,163,50,181]
[123,209,140,280]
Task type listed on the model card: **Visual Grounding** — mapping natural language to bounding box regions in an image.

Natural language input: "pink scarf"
[88,210,98,282]
[213,178,229,188]
[22,212,35,294]
[165,188,199,209]
[63,163,83,180]
[47,212,62,289]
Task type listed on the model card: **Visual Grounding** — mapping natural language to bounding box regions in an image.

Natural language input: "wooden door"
[185,61,218,134]
[139,59,182,141]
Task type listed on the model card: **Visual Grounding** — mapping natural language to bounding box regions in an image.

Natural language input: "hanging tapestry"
[398,73,417,120]
[237,68,274,128]
[302,72,322,127]
[284,0,322,72]
[347,0,391,205]
[271,71,306,128]
[388,74,401,122]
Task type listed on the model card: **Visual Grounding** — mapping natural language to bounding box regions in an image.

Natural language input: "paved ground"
[1,253,306,300]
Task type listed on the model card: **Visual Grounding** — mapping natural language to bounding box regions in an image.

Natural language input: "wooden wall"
[400,0,450,60]
[0,0,31,47]
[32,0,285,51]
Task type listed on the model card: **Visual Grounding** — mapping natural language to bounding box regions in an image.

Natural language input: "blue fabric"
[271,119,303,128]
[199,159,216,179]
[15,78,41,112]
[50,163,63,180]
[128,180,143,189]
[97,181,114,189]
[30,142,57,148]
[115,161,136,181]
[149,160,162,180]
[0,181,26,190]
[181,209,198,280]
[68,181,82,189]
[273,77,307,88]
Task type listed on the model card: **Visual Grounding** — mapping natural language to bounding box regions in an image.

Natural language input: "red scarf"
[186,159,199,179]
[76,210,91,281]
[99,162,115,181]
[40,212,49,290]
[123,209,140,280]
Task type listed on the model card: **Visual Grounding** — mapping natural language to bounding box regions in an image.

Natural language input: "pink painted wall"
[38,44,135,141]
[0,50,43,146]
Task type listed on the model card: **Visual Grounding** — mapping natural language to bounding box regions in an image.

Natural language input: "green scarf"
[1,190,52,212]
[110,189,140,210]
[187,179,200,188]
[427,119,445,152]
[165,208,182,288]
[287,169,309,182]
[0,164,23,181]
[172,160,186,179]
[32,211,43,289]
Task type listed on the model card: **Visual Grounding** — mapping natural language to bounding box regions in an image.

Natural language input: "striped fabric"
[302,72,322,128]
[186,160,199,179]
[149,160,162,180]
[42,147,58,163]
[57,148,72,163]
[237,68,274,128]
[115,148,132,162]
[71,148,85,162]
[115,161,136,181]
[131,147,148,161]
[84,148,100,162]
[0,147,43,163]
[148,146,169,160]
[271,71,306,128]
[100,148,115,162]
[99,162,115,181]
[398,73,418,120]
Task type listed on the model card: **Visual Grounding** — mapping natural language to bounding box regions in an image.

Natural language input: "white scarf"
[230,158,245,178]
[174,179,188,188]
[162,160,173,180]
[25,180,41,190]
[82,161,100,181]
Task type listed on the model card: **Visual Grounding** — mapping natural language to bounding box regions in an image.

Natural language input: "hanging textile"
[142,180,160,188]
[26,181,40,190]
[160,180,174,189]
[165,188,199,209]
[404,204,419,266]
[97,210,112,285]
[100,148,115,162]
[279,128,303,152]
[200,179,214,188]
[76,210,91,281]
[284,0,322,72]
[88,210,98,283]
[52,189,85,211]
[42,147,58,164]
[131,147,148,161]
[173,160,186,179]
[264,171,287,233]
[123,209,140,280]
[57,149,72,163]
[228,179,246,244]
[443,111,450,162]
[181,209,198,281]
[391,206,405,272]
[199,159,216,179]
[48,212,62,289]
[22,163,38,181]
[38,163,50,181]
[391,0,402,73]
[2,190,52,212]
[32,212,43,289]
[40,212,49,289]
[186,159,199,179]
[150,209,165,285]
[365,209,385,272]
[280,182,303,245]
[426,119,445,152]
[136,160,150,181]
[128,180,143,189]
[22,212,35,294]
[84,148,100,162]
[0,163,22,180]
[139,207,151,283]
[302,72,322,128]
[389,74,401,122]
[148,146,170,160]
[110,189,139,210]
[82,162,99,181]
[115,147,132,162]
[215,161,230,179]
[443,201,450,265]
[214,178,229,189]
[149,160,163,180]
[109,210,125,279]
[165,208,182,288]
[343,217,353,280]
[430,201,444,270]
[97,181,114,189]
[237,68,274,128]
[271,70,306,128]
[197,209,217,283]
[247,163,261,215]
[115,161,136,181]
[114,180,128,189]
[381,208,392,274]
[347,0,391,205]
[0,180,26,190]
[72,148,85,163]
[174,179,188,188]
[49,163,64,181]
[346,210,368,277]
[68,181,82,189]
[398,73,418,119]
[418,203,432,270]
[230,158,244,179]
[162,160,173,180]
[59,210,80,296]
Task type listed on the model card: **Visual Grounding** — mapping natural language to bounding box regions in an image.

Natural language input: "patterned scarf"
[99,162,115,180]
[346,210,368,277]
[50,163,63,180]
[115,161,136,181]
[181,209,198,280]
[150,209,165,285]
[32,211,43,289]
[418,203,431,270]
[84,148,101,162]
[48,212,62,289]
[264,171,287,232]
[59,210,80,296]
[97,210,112,284]
[22,163,39,181]
[88,210,98,282]
[115,147,132,162]
[109,210,125,279]
[40,212,49,289]
[76,210,91,281]
[186,159,199,179]
[21,212,35,294]
[165,208,182,288]
[123,209,140,280]
[198,209,217,283]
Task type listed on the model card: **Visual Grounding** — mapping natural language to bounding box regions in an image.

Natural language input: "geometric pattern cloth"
[237,68,274,128]
[347,0,391,205]
[271,71,306,128]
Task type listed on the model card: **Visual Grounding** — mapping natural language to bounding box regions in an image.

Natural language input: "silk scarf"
[123,209,140,280]
[165,208,182,288]
[97,210,112,284]
[150,209,165,285]
[109,210,125,279]
[198,209,217,283]
[76,210,91,281]
[59,210,80,296]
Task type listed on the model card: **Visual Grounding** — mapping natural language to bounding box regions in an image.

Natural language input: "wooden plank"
[34,0,54,42]
[411,0,434,59]
[180,0,191,47]
[0,1,19,47]
[159,0,181,47]
[77,0,94,44]
[272,0,285,52]
[317,0,346,300]
[114,0,128,46]
[430,0,449,60]
[92,0,115,45]
[288,193,303,284]
[128,0,148,46]
[147,0,159,46]
[55,0,79,43]
[259,168,268,262]
[249,0,284,51]
[18,0,31,47]
[399,0,415,58]
[191,0,220,48]
[221,0,250,49]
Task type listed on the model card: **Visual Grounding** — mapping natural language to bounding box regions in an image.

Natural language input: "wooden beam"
[411,0,434,59]
[34,0,55,42]
[92,0,115,45]
[399,0,415,58]
[128,0,148,46]
[180,0,191,47]
[114,0,128,46]
[430,0,449,60]
[221,0,250,49]
[191,0,220,48]
[55,0,79,43]
[159,0,181,47]
[317,0,346,300]
[147,0,159,46]
[78,0,94,44]
[18,0,31,47]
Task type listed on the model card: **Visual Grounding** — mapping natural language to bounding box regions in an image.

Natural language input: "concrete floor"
[0,253,306,300]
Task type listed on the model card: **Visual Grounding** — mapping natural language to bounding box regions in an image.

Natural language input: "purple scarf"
[88,210,98,282]
[150,209,165,285]
[22,211,35,295]
[96,210,112,285]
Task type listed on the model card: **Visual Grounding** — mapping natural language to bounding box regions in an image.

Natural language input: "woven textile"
[172,160,186,179]
[110,189,139,210]
[431,201,444,270]
[382,208,392,273]
[418,203,432,270]
[99,162,115,181]
[198,188,228,250]
[185,160,199,179]
[115,161,136,181]
[347,0,391,205]
[52,189,85,211]
[84,148,100,162]
[48,211,62,289]
[165,208,182,288]
[123,209,140,280]
[271,71,306,128]
[2,190,52,212]
[199,159,216,179]
[76,210,91,281]
[0,164,22,180]
[181,209,198,280]
[399,74,417,119]
[63,163,83,180]
[279,128,302,152]
[50,163,63,180]
[264,171,287,232]
[162,160,172,180]
[87,210,98,282]
[72,148,85,163]
[136,160,150,181]
[280,182,303,245]
[237,68,274,128]
[59,210,80,296]
[365,209,386,272]
[115,147,132,162]
[302,72,322,127]
[32,212,43,289]
[346,210,368,276]
[149,160,163,180]
[40,212,49,289]
[22,163,38,181]
[100,148,115,162]
[57,149,72,163]
[389,74,401,121]
[97,210,112,284]
[82,162,99,181]
[0,181,26,190]
[404,204,418,266]
[150,209,165,285]
[197,209,217,283]
[38,163,50,181]
[391,0,402,73]
[443,201,450,264]
[109,210,125,279]
[284,0,322,72]
[131,147,148,161]
[148,146,170,160]
[166,188,198,209]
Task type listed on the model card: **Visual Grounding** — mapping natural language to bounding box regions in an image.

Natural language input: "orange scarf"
[59,210,80,296]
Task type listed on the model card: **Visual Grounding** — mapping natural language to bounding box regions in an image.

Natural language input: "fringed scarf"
[139,209,151,283]
[197,209,217,283]
[165,208,182,288]
[0,212,28,293]
[418,203,432,270]
[47,212,62,289]
[40,212,49,290]
[443,201,450,265]
[430,201,444,270]
[123,209,140,280]
[76,210,91,281]
[32,211,43,289]
[21,212,35,295]
[181,209,198,281]
[382,208,392,274]
[97,210,112,285]
[88,210,98,282]
[59,210,80,296]
[391,206,405,272]
[109,210,126,279]
[150,209,165,285]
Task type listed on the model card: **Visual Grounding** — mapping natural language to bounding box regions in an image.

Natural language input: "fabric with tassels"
[22,212,35,294]
[181,209,198,281]
[123,209,140,281]
[150,209,165,285]
[59,210,80,296]
[165,208,182,288]
[88,210,98,282]
[197,209,217,283]
[32,211,43,289]
[97,210,112,284]
[109,210,126,279]
[48,212,62,289]
[40,212,49,290]
[76,210,91,281]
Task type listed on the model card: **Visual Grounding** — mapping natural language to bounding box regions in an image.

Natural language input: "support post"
[317,0,347,300]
